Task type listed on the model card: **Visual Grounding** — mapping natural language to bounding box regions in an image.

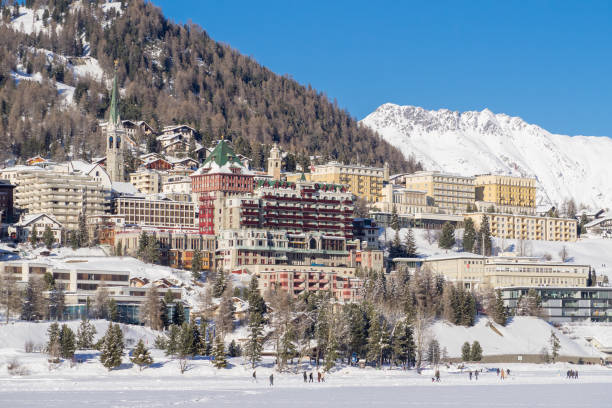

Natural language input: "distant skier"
[269,373,274,386]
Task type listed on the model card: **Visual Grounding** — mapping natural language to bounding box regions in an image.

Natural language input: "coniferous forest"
[0,0,421,173]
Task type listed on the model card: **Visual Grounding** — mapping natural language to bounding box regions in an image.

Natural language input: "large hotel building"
[402,171,475,214]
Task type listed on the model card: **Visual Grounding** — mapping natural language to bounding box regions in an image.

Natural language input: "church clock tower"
[105,67,125,182]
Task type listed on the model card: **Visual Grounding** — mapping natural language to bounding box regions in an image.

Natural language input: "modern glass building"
[501,286,612,323]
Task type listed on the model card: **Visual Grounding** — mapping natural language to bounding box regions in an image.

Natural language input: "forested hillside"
[0,0,420,172]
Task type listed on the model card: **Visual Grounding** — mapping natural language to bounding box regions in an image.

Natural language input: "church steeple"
[105,62,125,183]
[108,61,121,127]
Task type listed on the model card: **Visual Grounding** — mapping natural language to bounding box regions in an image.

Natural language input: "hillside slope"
[0,1,416,172]
[361,103,612,209]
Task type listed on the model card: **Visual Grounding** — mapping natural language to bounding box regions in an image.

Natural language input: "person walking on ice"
[252,371,257,383]
[269,373,274,386]
[303,371,307,383]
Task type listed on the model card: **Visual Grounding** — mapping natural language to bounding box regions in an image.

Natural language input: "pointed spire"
[109,60,120,126]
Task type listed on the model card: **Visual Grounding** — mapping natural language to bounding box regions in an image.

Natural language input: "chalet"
[161,124,197,139]
[9,213,63,243]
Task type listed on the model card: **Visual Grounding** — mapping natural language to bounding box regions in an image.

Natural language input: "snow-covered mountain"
[361,103,612,210]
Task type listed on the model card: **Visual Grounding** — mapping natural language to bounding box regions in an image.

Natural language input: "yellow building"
[475,174,536,212]
[129,168,162,195]
[403,171,475,214]
[415,255,589,290]
[465,212,578,242]
[374,183,437,214]
[305,161,387,203]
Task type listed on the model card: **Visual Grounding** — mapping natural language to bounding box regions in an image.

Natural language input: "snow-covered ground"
[0,350,611,408]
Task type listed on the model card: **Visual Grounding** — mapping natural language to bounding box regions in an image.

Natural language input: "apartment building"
[11,169,105,230]
[474,174,536,215]
[130,168,162,195]
[217,229,350,271]
[0,179,15,223]
[114,196,197,229]
[375,183,436,214]
[403,171,475,214]
[414,254,590,290]
[305,161,388,203]
[250,264,363,302]
[465,212,578,242]
[501,286,612,323]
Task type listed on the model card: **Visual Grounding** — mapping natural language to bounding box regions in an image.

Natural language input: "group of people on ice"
[496,368,510,380]
[303,370,325,383]
[566,370,579,379]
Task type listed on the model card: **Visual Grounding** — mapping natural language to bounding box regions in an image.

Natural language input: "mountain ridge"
[361,103,612,210]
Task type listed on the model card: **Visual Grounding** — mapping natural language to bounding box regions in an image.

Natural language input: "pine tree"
[77,213,88,248]
[470,341,482,361]
[131,339,153,371]
[100,323,124,371]
[115,241,122,257]
[215,284,235,337]
[47,322,61,356]
[191,249,202,280]
[59,324,76,359]
[438,222,455,249]
[477,214,492,255]
[427,338,440,365]
[244,306,264,369]
[21,277,44,321]
[76,319,97,349]
[389,230,404,259]
[212,335,227,369]
[137,231,149,260]
[549,330,560,363]
[177,322,197,359]
[391,320,416,368]
[247,276,267,316]
[145,237,160,264]
[0,271,21,324]
[462,218,476,252]
[164,325,181,356]
[212,270,227,297]
[492,289,508,326]
[461,341,471,361]
[43,225,55,249]
[172,302,185,326]
[29,225,38,246]
[108,298,119,322]
[390,204,399,231]
[404,227,417,257]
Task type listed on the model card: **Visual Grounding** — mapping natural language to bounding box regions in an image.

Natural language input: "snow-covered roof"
[585,216,612,228]
[16,213,62,227]
[111,182,140,195]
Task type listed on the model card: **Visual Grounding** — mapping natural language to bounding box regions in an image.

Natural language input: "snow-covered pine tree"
[59,324,76,359]
[404,227,417,257]
[470,340,482,361]
[100,323,124,371]
[228,339,241,357]
[461,341,471,361]
[131,339,153,371]
[390,204,399,231]
[76,319,97,349]
[549,330,560,363]
[462,217,476,252]
[164,324,181,357]
[388,230,404,259]
[108,298,119,322]
[212,335,228,369]
[391,320,416,368]
[244,308,264,369]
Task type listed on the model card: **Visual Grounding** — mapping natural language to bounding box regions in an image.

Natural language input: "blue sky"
[152,0,612,136]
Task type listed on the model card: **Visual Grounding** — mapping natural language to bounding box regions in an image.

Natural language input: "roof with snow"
[111,182,140,196]
[16,213,62,227]
[193,140,253,176]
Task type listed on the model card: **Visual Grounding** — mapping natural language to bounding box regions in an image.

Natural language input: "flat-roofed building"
[465,212,578,242]
[114,196,197,229]
[403,171,475,214]
[474,174,536,209]
[11,169,105,231]
[130,168,163,195]
[375,183,437,215]
[412,254,590,290]
[305,161,387,203]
